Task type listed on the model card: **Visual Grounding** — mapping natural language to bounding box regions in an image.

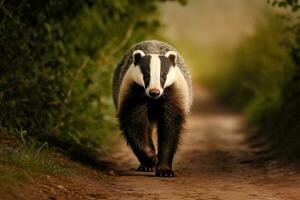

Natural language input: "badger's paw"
[137,153,158,172]
[155,168,175,177]
[137,164,155,172]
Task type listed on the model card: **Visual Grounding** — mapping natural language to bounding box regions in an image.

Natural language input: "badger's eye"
[161,74,166,79]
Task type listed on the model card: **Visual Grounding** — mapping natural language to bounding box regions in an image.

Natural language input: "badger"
[112,40,192,177]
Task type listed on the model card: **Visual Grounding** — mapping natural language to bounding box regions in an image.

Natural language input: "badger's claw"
[155,168,175,177]
[137,164,155,172]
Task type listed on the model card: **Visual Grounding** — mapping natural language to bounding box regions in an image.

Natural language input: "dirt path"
[5,87,300,200]
[97,88,300,200]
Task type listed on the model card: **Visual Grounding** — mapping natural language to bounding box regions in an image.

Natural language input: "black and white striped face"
[132,50,177,99]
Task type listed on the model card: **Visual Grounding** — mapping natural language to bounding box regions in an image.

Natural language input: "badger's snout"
[148,88,161,98]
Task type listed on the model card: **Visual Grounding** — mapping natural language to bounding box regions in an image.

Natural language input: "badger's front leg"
[118,103,157,171]
[136,127,157,172]
[156,103,185,177]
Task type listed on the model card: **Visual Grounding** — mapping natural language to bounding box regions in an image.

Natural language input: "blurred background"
[160,0,300,156]
[0,0,300,191]
[160,0,292,128]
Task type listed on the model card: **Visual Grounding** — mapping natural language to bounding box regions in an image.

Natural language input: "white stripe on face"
[145,54,163,97]
[117,64,143,110]
[164,66,175,88]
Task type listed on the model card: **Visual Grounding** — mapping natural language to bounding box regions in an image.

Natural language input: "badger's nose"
[149,89,160,98]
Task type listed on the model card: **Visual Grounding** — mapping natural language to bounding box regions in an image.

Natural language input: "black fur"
[134,55,173,89]
[118,83,185,177]
[135,55,151,88]
[159,56,173,87]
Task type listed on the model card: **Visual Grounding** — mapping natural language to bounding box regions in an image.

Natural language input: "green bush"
[0,0,184,161]
[261,0,300,155]
[211,15,292,123]
[212,0,300,157]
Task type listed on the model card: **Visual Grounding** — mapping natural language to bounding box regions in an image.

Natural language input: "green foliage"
[268,0,300,11]
[211,15,291,122]
[261,0,300,155]
[0,128,65,186]
[0,144,64,174]
[213,0,300,157]
[0,0,182,160]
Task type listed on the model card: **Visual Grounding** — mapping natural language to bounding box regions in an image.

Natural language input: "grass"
[0,145,65,174]
[0,166,30,197]
[0,128,67,188]
[0,166,29,184]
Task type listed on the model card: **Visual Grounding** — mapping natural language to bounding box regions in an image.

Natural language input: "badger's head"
[131,50,177,99]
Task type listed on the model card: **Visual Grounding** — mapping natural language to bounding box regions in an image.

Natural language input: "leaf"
[272,0,278,6]
[292,4,300,11]
[279,2,287,7]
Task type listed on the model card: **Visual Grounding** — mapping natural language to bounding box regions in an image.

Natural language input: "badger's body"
[113,40,192,177]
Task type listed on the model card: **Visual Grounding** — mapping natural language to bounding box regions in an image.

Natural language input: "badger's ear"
[165,51,177,67]
[133,50,145,66]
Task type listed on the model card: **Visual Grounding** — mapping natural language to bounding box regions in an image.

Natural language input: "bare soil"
[2,87,300,200]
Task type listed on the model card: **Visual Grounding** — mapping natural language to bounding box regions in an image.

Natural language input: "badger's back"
[113,40,192,109]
